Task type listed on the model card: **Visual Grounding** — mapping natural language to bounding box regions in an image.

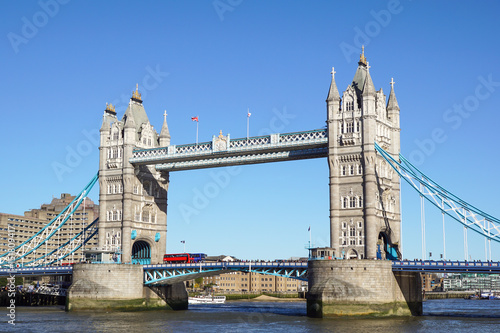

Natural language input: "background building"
[0,193,98,265]
[442,273,500,292]
[200,271,306,293]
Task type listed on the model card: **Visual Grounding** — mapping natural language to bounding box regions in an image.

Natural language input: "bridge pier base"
[306,260,422,317]
[66,264,179,311]
[149,283,188,310]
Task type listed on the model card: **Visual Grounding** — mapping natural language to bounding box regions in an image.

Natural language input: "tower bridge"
[2,48,499,316]
[96,47,402,265]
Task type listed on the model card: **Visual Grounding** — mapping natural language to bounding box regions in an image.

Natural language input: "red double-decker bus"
[163,253,206,263]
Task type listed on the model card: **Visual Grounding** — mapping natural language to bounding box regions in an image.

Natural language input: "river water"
[3,299,500,332]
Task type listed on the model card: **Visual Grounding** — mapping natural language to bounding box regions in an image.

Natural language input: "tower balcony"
[339,132,359,146]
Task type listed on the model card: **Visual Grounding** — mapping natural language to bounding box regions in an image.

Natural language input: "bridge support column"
[149,283,188,310]
[306,260,422,317]
[66,264,167,311]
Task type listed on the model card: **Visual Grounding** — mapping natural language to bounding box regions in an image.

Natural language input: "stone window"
[349,165,354,175]
[349,226,356,237]
[350,197,356,208]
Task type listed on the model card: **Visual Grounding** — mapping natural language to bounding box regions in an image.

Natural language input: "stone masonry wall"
[307,260,422,317]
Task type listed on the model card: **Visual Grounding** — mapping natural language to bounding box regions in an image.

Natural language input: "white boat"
[188,295,226,304]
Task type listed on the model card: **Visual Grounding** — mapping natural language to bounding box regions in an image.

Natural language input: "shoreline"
[227,295,306,302]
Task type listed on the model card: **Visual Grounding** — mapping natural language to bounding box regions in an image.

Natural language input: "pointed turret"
[362,62,376,97]
[326,67,341,121]
[123,101,136,129]
[351,46,368,94]
[387,78,400,129]
[387,78,400,111]
[326,67,340,102]
[122,84,150,135]
[101,103,117,131]
[159,110,171,146]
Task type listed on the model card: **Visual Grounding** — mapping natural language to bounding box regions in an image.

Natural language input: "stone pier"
[306,260,422,317]
[66,264,188,311]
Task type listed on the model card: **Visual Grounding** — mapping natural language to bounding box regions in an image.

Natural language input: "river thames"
[3,299,500,332]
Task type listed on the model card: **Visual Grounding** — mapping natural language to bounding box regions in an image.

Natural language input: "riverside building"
[0,193,99,265]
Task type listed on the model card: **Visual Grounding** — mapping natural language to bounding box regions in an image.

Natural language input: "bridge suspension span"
[375,143,500,259]
[0,173,99,268]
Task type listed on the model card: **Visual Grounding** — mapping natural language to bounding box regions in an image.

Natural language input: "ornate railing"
[131,129,328,165]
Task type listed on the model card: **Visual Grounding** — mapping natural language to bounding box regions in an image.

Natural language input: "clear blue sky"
[1,0,500,261]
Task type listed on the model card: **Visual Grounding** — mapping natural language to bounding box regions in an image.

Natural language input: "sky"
[1,0,500,261]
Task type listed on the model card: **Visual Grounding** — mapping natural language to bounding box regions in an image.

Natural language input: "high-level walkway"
[130,129,328,171]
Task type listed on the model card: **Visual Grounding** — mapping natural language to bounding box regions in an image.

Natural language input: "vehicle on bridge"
[163,253,207,263]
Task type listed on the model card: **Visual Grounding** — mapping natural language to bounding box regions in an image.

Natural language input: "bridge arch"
[377,232,399,260]
[132,240,151,264]
[346,249,359,259]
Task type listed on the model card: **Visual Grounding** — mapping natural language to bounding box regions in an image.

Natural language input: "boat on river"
[188,295,226,304]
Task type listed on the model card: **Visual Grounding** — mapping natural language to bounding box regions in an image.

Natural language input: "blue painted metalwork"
[132,240,151,265]
[0,266,73,277]
[392,260,500,273]
[375,143,500,243]
[23,218,99,267]
[6,260,500,280]
[0,173,99,267]
[142,261,309,285]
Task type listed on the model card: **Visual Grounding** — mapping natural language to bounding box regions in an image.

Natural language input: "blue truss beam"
[143,262,309,285]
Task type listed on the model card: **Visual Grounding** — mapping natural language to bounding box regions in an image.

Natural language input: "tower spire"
[131,83,142,103]
[326,66,340,101]
[359,45,367,66]
[362,61,376,97]
[387,77,400,111]
[159,110,171,146]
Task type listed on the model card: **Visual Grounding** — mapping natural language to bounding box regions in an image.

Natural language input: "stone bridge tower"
[327,48,401,260]
[98,85,170,264]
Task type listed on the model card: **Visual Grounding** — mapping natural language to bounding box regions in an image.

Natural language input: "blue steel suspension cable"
[0,172,99,261]
[23,218,98,266]
[374,143,500,242]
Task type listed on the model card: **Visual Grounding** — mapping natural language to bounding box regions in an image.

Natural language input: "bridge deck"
[3,261,500,279]
[392,260,500,273]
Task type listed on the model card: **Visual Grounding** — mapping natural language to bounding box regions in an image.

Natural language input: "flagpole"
[309,226,311,248]
[247,108,250,141]
[196,118,199,145]
[308,226,312,258]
